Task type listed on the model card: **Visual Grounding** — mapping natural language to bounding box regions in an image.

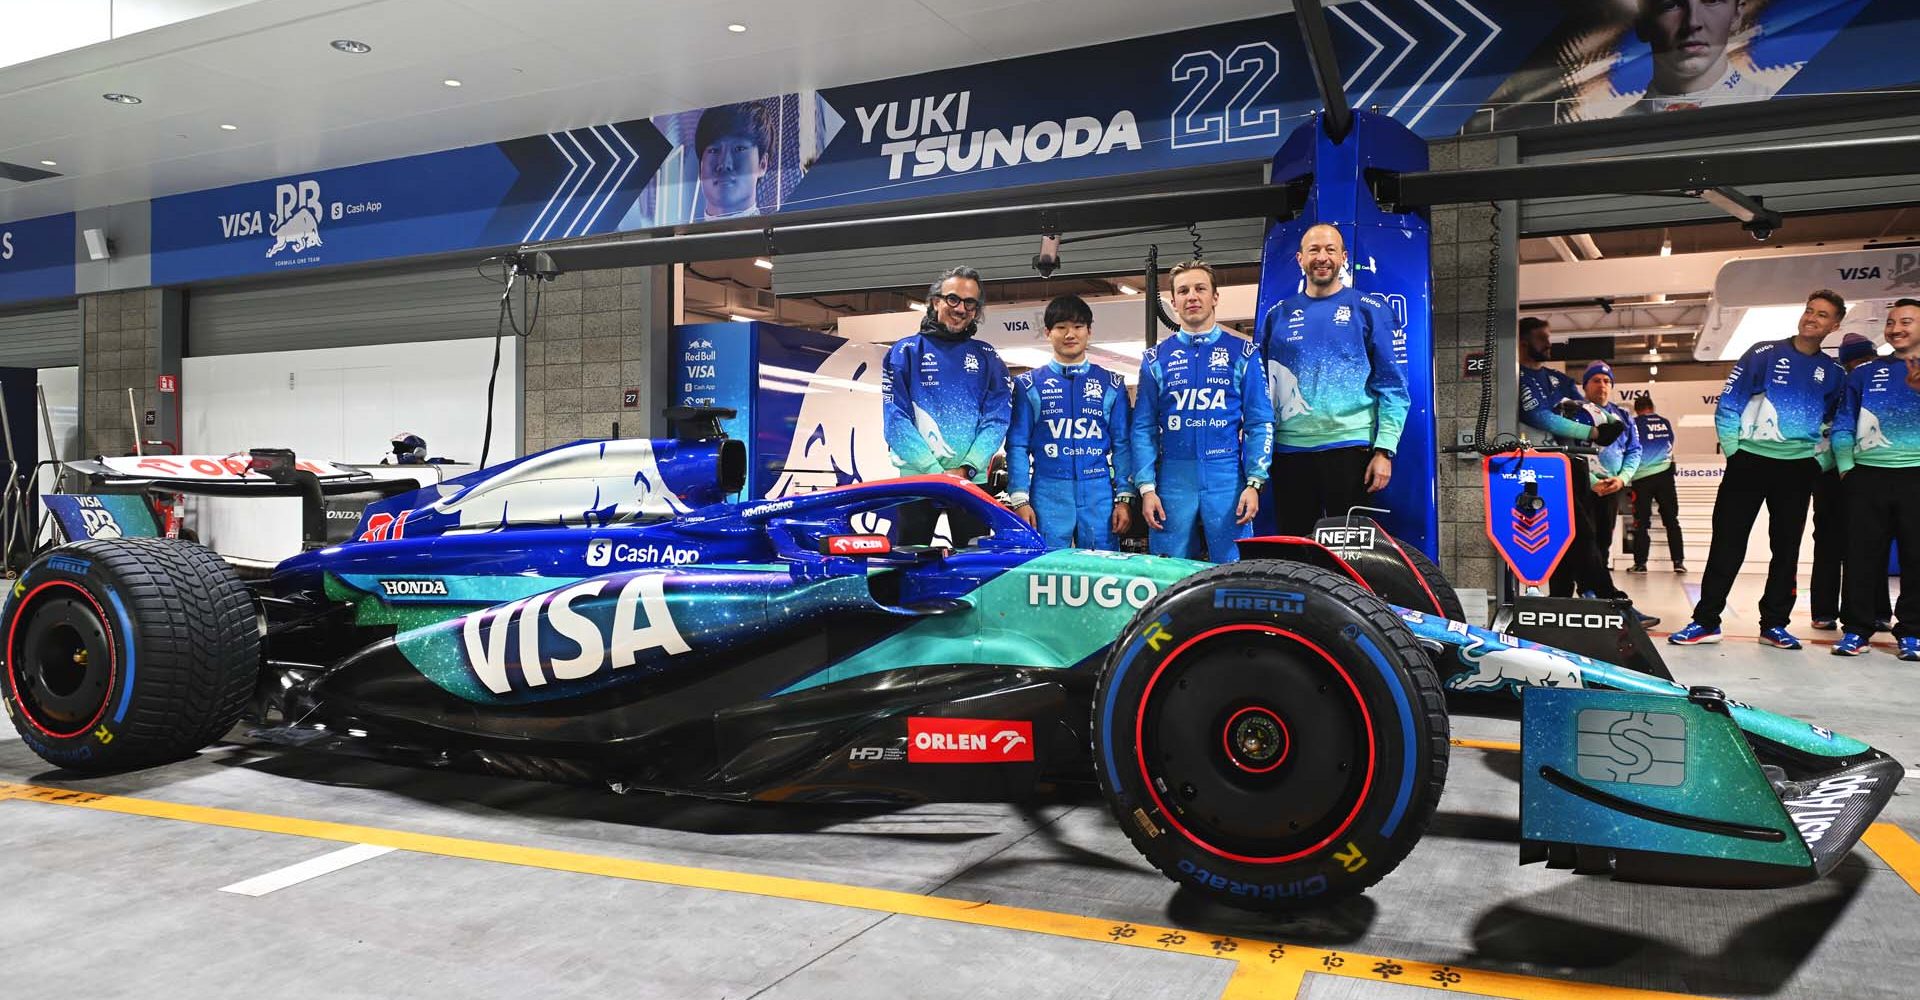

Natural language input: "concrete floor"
[2,576,1916,1000]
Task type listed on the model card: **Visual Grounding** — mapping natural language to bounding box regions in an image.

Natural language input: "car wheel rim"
[1134,624,1376,864]
[8,583,116,739]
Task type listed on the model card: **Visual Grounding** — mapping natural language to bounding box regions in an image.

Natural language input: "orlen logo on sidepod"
[907,718,1034,762]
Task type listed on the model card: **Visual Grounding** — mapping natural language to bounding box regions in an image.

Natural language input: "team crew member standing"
[1810,333,1891,631]
[881,265,1011,545]
[1259,223,1410,534]
[1831,298,1920,660]
[1627,395,1686,573]
[1577,362,1641,568]
[1132,261,1274,562]
[1006,295,1134,549]
[1516,318,1629,601]
[1670,290,1849,649]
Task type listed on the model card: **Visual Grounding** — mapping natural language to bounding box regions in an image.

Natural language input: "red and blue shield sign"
[1483,451,1576,590]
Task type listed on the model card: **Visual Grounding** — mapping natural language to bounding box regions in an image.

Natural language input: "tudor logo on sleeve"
[907,718,1035,762]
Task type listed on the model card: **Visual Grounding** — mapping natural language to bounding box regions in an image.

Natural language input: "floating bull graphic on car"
[1447,634,1586,693]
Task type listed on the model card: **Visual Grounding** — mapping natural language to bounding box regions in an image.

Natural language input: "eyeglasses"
[933,293,981,312]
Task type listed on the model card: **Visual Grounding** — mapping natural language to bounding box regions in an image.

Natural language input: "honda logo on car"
[1313,526,1375,549]
[1517,611,1625,630]
[907,718,1034,762]
[1028,574,1157,609]
[379,579,449,597]
[461,573,689,696]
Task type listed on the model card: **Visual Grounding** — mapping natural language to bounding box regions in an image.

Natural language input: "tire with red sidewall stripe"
[1398,544,1466,623]
[1093,560,1448,912]
[2,539,258,773]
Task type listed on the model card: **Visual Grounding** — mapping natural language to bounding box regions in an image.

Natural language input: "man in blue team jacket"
[1627,395,1686,573]
[1831,299,1920,660]
[1517,318,1631,604]
[881,265,1011,545]
[1670,290,1848,649]
[1006,295,1133,549]
[1577,362,1641,568]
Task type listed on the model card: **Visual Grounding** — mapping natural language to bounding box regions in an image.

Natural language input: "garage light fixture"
[728,314,754,323]
[1116,283,1139,295]
[330,39,373,54]
[103,93,142,105]
[39,159,56,166]
[219,123,238,131]
[443,78,463,87]
[907,300,925,312]
[753,258,773,270]
[727,23,748,33]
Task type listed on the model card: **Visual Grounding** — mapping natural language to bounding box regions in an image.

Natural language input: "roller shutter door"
[188,266,506,357]
[0,304,80,368]
[1519,112,1920,237]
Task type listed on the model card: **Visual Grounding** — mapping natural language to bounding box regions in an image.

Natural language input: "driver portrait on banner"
[1621,0,1773,115]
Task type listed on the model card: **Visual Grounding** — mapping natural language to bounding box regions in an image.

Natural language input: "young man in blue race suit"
[1259,223,1410,535]
[1671,290,1848,649]
[1831,299,1920,660]
[1810,333,1891,632]
[1131,261,1274,562]
[881,265,1011,546]
[1006,295,1134,549]
[1627,395,1686,573]
[1577,362,1641,573]
[1517,318,1632,605]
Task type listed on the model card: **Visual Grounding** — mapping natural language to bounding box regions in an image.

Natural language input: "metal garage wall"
[187,266,505,356]
[1518,109,1920,237]
[0,304,80,368]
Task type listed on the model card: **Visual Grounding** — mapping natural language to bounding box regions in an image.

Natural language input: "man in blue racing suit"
[1131,260,1274,562]
[882,265,1011,545]
[1006,295,1134,549]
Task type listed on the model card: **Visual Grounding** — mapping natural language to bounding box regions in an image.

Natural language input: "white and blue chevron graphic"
[521,123,650,242]
[1328,0,1502,128]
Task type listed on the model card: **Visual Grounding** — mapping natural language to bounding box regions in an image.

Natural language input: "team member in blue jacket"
[881,265,1011,545]
[1577,362,1641,566]
[1516,318,1633,607]
[1258,223,1411,535]
[1006,295,1133,549]
[1132,260,1274,562]
[1671,290,1849,649]
[1831,298,1920,660]
[1627,395,1686,573]
[1810,333,1891,632]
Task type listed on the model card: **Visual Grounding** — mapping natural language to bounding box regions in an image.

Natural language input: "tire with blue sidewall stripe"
[1,539,258,773]
[1093,559,1448,911]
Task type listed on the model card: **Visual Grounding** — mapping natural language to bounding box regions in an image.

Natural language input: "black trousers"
[1629,468,1686,567]
[1690,451,1820,630]
[1811,469,1892,623]
[1271,446,1374,537]
[1550,464,1625,600]
[1842,465,1920,639]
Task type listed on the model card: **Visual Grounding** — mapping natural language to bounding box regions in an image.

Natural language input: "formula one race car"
[1,432,1900,912]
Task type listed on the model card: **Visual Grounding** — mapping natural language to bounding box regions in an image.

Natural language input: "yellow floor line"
[1450,737,1522,752]
[0,781,1717,1000]
[1863,824,1920,896]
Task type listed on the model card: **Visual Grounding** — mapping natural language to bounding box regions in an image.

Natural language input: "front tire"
[1093,560,1448,912]
[2,539,258,773]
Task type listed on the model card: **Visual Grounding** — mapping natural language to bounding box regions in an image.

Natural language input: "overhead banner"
[135,1,1920,287]
[0,212,76,304]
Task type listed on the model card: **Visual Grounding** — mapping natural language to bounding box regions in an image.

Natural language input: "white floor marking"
[218,843,397,897]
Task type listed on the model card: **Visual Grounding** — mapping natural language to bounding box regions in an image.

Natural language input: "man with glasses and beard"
[881,265,1011,545]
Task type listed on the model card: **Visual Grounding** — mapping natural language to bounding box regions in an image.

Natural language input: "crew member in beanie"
[1628,395,1686,573]
[1671,290,1848,649]
[882,265,1011,545]
[1831,300,1920,660]
[1577,362,1641,569]
[1810,332,1892,632]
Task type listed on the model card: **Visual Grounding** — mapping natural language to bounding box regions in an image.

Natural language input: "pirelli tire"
[1,539,258,773]
[1398,544,1466,623]
[1093,560,1448,912]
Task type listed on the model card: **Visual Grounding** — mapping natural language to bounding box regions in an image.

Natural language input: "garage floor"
[3,596,1916,1000]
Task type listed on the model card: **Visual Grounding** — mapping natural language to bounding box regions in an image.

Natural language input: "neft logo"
[1516,611,1625,630]
[906,718,1034,763]
[379,579,449,597]
[1313,526,1375,549]
[1213,588,1304,614]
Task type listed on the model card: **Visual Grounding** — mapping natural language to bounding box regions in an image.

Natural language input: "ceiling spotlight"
[330,39,372,54]
[753,258,774,270]
[102,93,142,105]
[1116,283,1139,295]
[727,23,748,33]
[728,314,754,323]
[443,78,463,87]
[39,159,56,167]
[219,123,238,131]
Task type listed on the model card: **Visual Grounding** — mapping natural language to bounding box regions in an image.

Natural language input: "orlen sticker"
[906,718,1034,763]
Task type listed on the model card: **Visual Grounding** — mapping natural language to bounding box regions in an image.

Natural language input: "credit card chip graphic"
[1575,710,1686,786]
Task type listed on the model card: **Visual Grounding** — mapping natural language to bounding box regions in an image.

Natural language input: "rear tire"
[1093,560,1448,911]
[2,539,258,773]
[1399,545,1467,623]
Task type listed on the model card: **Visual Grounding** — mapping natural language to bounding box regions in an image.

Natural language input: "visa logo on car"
[461,574,689,696]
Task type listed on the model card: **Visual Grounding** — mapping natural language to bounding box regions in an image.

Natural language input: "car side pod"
[1518,686,1901,888]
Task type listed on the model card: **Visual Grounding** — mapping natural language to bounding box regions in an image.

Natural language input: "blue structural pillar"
[1256,110,1437,557]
